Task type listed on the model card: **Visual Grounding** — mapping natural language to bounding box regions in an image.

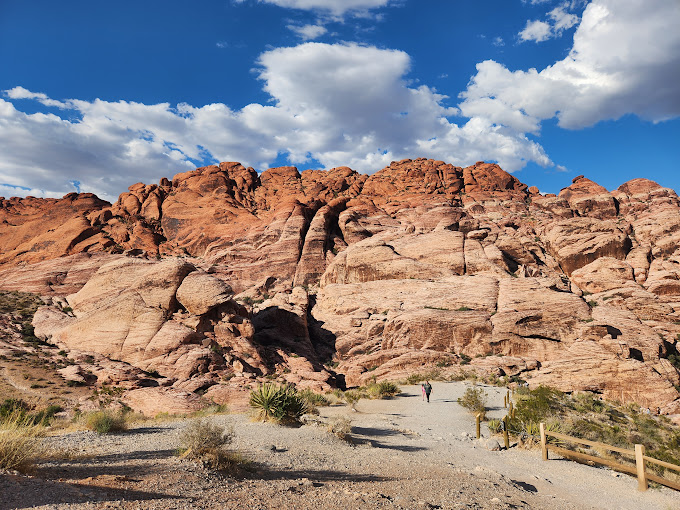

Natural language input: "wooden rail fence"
[539,422,680,492]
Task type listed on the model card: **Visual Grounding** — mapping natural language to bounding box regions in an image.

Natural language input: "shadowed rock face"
[2,157,680,417]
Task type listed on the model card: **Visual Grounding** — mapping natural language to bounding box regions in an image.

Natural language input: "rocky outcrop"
[0,157,676,416]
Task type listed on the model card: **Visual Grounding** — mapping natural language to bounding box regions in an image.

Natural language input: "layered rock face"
[2,159,680,416]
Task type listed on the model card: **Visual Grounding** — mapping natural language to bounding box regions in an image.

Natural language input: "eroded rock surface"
[0,157,676,416]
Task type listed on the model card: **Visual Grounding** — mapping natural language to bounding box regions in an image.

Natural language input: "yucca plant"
[249,383,309,424]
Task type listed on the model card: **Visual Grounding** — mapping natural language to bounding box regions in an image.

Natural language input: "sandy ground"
[1,382,679,510]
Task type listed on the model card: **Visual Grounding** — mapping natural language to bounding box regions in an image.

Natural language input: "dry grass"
[0,411,45,472]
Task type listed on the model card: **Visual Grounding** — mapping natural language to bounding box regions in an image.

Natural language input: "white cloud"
[492,36,505,47]
[286,23,327,40]
[5,86,68,108]
[1,42,551,200]
[0,183,63,199]
[549,5,579,32]
[462,0,680,131]
[519,20,552,42]
[236,0,392,17]
[519,2,580,42]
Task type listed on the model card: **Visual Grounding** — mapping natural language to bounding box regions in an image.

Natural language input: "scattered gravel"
[2,382,679,509]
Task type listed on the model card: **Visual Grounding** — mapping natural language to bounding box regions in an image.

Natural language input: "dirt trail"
[1,381,679,510]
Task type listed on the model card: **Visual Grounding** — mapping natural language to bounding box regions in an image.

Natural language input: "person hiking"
[422,381,432,403]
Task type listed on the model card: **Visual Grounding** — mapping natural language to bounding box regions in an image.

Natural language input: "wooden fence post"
[476,413,481,439]
[504,394,507,408]
[635,444,648,491]
[503,415,510,450]
[539,422,548,461]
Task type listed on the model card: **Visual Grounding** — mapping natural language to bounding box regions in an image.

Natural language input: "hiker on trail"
[422,381,432,403]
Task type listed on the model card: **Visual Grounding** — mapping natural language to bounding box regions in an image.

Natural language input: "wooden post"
[503,416,510,449]
[539,422,548,461]
[635,444,648,491]
[504,394,507,408]
[508,401,513,414]
[476,413,481,439]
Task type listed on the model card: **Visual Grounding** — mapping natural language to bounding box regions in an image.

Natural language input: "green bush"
[249,383,309,424]
[84,410,127,434]
[404,370,442,385]
[367,381,399,399]
[343,389,362,409]
[513,385,564,425]
[458,385,487,417]
[298,389,329,407]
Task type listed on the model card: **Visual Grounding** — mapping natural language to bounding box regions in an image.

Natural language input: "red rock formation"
[0,158,677,416]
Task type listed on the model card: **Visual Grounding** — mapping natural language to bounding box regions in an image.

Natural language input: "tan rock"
[122,387,205,416]
[570,257,635,294]
[176,272,233,315]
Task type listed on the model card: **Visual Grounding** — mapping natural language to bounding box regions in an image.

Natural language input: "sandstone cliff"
[1,159,679,417]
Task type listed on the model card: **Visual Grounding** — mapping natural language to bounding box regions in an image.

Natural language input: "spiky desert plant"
[249,383,309,424]
[0,411,45,472]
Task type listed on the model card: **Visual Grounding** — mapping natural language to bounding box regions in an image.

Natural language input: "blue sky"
[0,0,678,201]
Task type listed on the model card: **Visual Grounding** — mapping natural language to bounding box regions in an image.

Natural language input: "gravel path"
[1,381,678,509]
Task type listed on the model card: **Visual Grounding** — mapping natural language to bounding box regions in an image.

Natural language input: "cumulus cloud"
[519,3,579,42]
[1,42,551,200]
[462,0,680,131]
[286,23,328,40]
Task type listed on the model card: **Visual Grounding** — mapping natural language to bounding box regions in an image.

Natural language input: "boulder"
[176,272,233,315]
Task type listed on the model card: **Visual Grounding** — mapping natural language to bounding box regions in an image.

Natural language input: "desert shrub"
[343,389,362,409]
[513,385,564,425]
[367,381,399,399]
[458,385,487,417]
[179,419,248,473]
[0,399,29,419]
[0,400,61,426]
[327,417,352,441]
[572,392,607,414]
[0,411,45,472]
[404,370,442,385]
[249,383,309,424]
[180,419,233,454]
[84,410,127,434]
[299,389,329,407]
[31,405,63,426]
